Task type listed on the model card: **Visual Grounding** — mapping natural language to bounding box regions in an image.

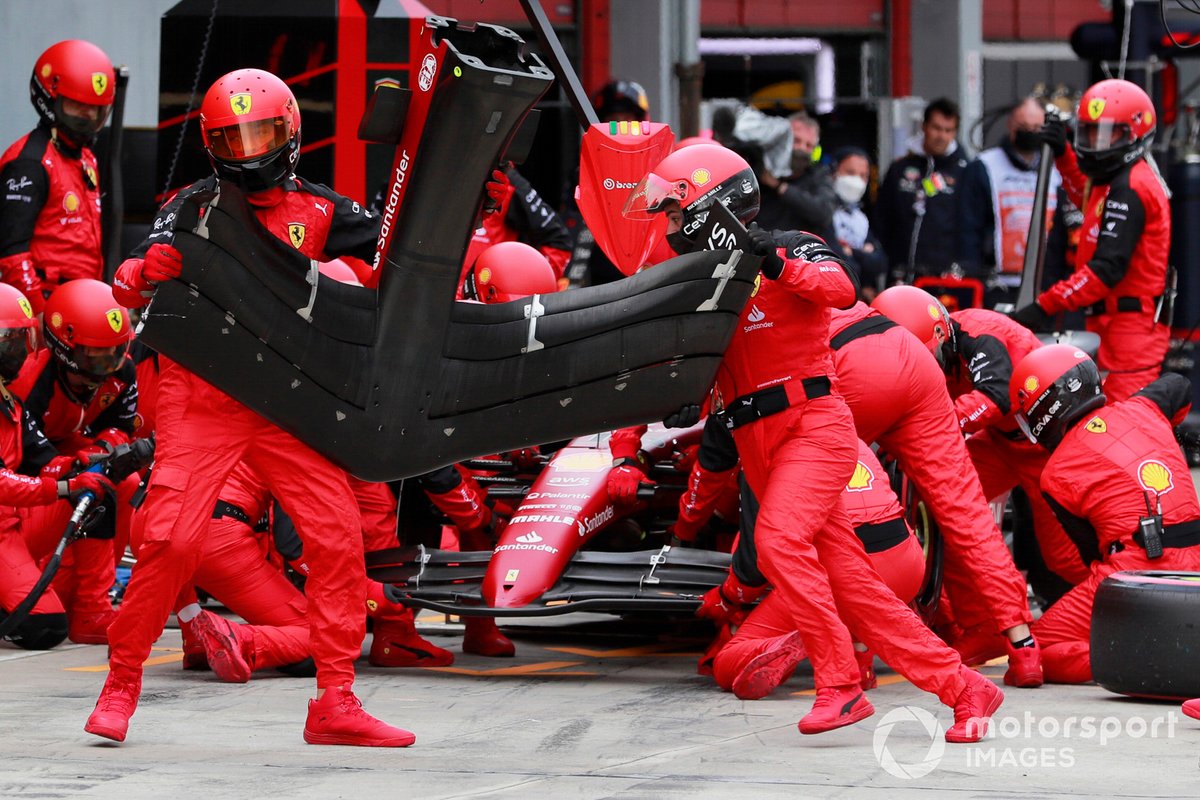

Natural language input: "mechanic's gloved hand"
[667,519,700,545]
[607,463,648,504]
[663,403,701,429]
[142,242,184,283]
[790,232,841,264]
[1039,117,1068,158]
[696,571,770,627]
[40,454,76,481]
[59,471,117,504]
[484,169,514,215]
[1009,302,1054,333]
[508,447,541,470]
[747,224,784,280]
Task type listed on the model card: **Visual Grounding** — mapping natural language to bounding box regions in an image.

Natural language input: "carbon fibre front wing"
[366,545,731,617]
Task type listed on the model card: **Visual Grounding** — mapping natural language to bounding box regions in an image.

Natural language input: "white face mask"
[834,174,867,205]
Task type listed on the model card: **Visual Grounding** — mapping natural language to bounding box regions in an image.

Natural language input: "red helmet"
[623,143,759,252]
[200,69,301,192]
[30,40,115,145]
[1074,79,1155,182]
[464,242,558,303]
[673,135,714,153]
[870,285,955,364]
[0,285,38,383]
[1010,344,1105,450]
[43,279,133,386]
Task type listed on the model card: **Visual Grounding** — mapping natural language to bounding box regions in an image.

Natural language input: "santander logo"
[516,532,544,544]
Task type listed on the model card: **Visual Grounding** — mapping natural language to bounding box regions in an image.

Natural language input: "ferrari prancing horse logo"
[91,73,108,97]
[105,308,124,333]
[288,223,306,250]
[1087,98,1106,121]
[230,92,252,116]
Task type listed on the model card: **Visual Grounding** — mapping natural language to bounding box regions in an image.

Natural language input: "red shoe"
[797,685,874,734]
[463,616,515,658]
[368,619,455,667]
[303,687,416,747]
[946,667,1004,743]
[84,670,141,742]
[69,609,117,645]
[191,610,254,683]
[731,631,806,700]
[1183,699,1200,720]
[179,620,209,671]
[1003,639,1044,688]
[949,626,1007,667]
[856,648,877,691]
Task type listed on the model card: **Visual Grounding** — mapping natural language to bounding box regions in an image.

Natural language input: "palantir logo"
[873,706,945,779]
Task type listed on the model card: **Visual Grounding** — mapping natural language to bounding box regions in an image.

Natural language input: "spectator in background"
[876,98,969,284]
[830,147,887,300]
[957,97,1060,307]
[755,111,838,245]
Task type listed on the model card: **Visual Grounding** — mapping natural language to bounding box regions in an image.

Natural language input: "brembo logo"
[602,178,638,191]
[374,150,411,270]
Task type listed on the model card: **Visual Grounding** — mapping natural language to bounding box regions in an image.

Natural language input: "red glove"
[0,252,43,310]
[607,464,648,504]
[142,242,184,282]
[113,258,156,308]
[93,428,130,450]
[59,471,117,504]
[484,169,514,215]
[696,571,770,627]
[40,455,76,481]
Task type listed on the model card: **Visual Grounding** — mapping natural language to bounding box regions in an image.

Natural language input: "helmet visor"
[207,116,293,161]
[1075,120,1132,153]
[0,328,32,382]
[623,172,686,220]
[56,97,111,137]
[1013,410,1038,444]
[73,341,130,381]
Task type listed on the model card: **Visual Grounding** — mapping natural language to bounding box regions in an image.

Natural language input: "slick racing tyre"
[1091,570,1200,699]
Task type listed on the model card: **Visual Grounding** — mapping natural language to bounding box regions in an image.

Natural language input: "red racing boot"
[368,618,454,668]
[68,609,118,645]
[855,647,877,691]
[1002,638,1044,688]
[303,687,416,747]
[179,619,209,671]
[731,631,806,700]
[945,667,1004,743]
[84,668,142,742]
[1183,699,1200,720]
[191,610,254,683]
[463,616,515,657]
[797,685,874,734]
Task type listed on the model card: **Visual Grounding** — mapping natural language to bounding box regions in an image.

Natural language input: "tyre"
[1091,570,1200,699]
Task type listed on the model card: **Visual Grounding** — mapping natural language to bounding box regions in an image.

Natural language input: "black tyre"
[1091,570,1200,699]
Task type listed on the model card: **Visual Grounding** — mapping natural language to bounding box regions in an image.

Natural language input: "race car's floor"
[0,611,1193,799]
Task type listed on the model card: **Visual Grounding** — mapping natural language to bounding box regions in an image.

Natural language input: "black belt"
[855,518,910,554]
[721,377,832,431]
[1085,295,1159,316]
[212,500,268,532]
[830,316,897,350]
[1132,519,1200,551]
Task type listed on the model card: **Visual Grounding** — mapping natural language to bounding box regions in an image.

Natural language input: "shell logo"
[40,64,52,79]
[1087,98,1106,120]
[50,312,63,329]
[846,461,875,492]
[63,192,79,213]
[1137,459,1174,495]
[478,267,492,285]
[551,451,611,472]
[1085,416,1107,434]
[1023,375,1039,394]
[691,168,711,186]
[926,304,941,321]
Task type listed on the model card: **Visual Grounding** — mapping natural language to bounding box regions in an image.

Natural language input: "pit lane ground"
[0,609,1195,800]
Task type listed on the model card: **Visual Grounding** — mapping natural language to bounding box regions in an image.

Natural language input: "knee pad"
[2,611,69,650]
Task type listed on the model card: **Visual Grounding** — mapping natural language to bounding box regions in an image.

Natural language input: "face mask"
[1013,128,1041,153]
[834,174,867,205]
[790,149,814,175]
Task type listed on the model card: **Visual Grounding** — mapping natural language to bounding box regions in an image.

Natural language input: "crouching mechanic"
[8,279,140,644]
[87,68,412,747]
[624,143,1001,740]
[0,284,115,648]
[1011,345,1200,683]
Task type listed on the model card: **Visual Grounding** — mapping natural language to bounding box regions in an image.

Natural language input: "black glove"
[1009,303,1054,333]
[59,471,117,506]
[1039,117,1068,158]
[747,224,785,280]
[663,403,701,429]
